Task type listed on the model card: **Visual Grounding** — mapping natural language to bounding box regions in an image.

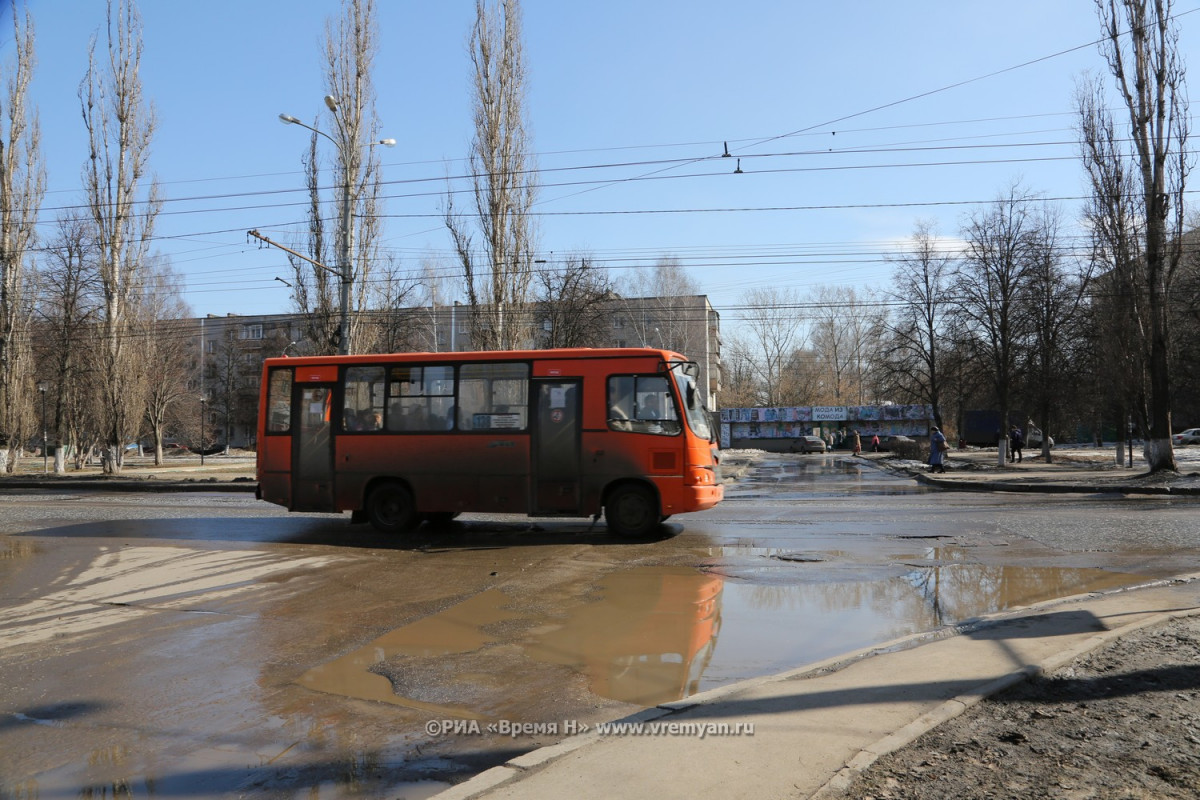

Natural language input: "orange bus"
[256,347,723,537]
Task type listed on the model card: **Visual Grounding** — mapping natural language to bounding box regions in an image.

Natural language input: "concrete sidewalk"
[434,578,1200,800]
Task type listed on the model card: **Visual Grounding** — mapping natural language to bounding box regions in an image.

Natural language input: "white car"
[1173,428,1200,446]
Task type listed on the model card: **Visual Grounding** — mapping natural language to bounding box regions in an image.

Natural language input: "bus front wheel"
[366,483,418,533]
[605,484,661,538]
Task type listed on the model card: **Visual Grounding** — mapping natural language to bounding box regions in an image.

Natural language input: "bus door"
[532,379,581,513]
[292,383,335,512]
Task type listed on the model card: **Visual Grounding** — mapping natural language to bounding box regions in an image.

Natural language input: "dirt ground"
[834,615,1200,799]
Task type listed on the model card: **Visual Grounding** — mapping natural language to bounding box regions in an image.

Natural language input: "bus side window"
[343,366,385,432]
[459,363,529,431]
[607,376,635,431]
[267,368,293,433]
[607,374,680,435]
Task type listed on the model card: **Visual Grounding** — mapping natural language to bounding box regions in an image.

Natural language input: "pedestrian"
[871,434,881,452]
[929,426,948,473]
[1010,425,1024,463]
[853,430,862,455]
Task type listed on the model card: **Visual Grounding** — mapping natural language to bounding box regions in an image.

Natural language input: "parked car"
[792,435,827,454]
[1173,428,1200,446]
[880,434,915,450]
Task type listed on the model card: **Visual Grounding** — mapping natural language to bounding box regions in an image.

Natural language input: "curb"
[911,472,1200,495]
[860,456,1200,496]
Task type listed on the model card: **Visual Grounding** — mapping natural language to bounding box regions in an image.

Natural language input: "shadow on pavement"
[15,517,680,550]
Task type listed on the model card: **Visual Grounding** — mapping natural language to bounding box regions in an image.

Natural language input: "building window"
[240,324,263,340]
[613,318,626,329]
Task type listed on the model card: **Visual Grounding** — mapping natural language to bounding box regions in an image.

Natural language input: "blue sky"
[7,1,1200,330]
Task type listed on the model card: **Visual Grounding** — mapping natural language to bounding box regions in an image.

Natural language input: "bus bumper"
[684,484,724,513]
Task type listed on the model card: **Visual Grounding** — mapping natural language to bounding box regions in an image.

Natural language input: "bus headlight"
[686,466,715,485]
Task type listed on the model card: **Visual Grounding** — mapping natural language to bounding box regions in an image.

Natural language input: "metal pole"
[339,176,352,356]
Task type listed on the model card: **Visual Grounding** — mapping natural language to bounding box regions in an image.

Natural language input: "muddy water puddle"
[299,558,1142,712]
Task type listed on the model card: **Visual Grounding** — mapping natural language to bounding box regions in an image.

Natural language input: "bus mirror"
[686,384,698,408]
[683,362,699,379]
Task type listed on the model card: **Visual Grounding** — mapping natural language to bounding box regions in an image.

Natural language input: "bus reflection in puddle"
[297,567,724,713]
[524,567,723,706]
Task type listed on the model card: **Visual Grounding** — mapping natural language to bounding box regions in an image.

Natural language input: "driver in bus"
[639,394,663,420]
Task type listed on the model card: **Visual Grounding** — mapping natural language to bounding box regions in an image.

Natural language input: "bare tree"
[881,222,955,428]
[361,255,421,354]
[286,0,388,356]
[534,255,615,348]
[738,287,805,407]
[809,286,882,405]
[36,215,101,472]
[953,184,1042,454]
[209,328,248,454]
[1078,0,1191,471]
[618,258,703,355]
[410,258,456,352]
[446,0,537,351]
[719,331,764,407]
[288,129,339,354]
[0,4,45,472]
[137,262,193,465]
[1022,207,1093,462]
[79,0,160,474]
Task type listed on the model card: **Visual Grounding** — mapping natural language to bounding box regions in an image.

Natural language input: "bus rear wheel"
[366,483,418,533]
[605,484,661,538]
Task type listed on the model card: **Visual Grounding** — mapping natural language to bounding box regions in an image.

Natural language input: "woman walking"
[929,426,948,473]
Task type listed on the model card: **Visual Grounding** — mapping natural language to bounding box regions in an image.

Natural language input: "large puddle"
[300,558,1140,711]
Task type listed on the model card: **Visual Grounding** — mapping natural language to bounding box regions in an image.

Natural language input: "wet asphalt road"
[2,454,1199,798]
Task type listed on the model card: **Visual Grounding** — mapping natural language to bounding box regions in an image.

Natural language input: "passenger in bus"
[402,405,428,430]
[362,409,383,431]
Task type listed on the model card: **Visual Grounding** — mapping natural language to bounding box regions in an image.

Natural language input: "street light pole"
[37,383,47,474]
[278,101,394,356]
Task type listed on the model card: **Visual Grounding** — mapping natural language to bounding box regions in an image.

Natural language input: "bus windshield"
[671,362,712,441]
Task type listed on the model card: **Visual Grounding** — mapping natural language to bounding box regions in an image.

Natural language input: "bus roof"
[263,347,689,368]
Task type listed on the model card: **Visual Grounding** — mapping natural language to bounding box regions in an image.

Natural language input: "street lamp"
[279,98,395,356]
[200,396,207,467]
[37,382,47,474]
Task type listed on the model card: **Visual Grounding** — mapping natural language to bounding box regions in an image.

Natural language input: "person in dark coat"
[929,426,948,473]
[1010,425,1024,463]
